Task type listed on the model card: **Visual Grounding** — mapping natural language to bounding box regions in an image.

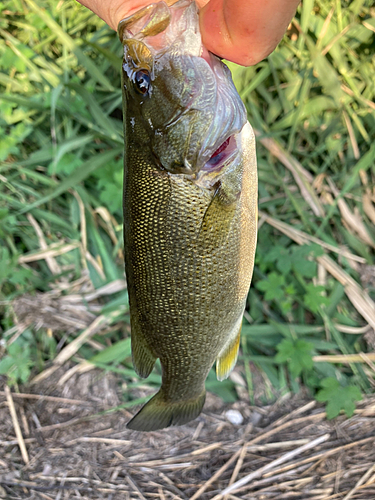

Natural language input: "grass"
[0,0,374,417]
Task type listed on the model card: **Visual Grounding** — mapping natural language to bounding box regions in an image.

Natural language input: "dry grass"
[1,371,375,499]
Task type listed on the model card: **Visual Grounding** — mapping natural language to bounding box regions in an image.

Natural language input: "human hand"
[76,0,300,66]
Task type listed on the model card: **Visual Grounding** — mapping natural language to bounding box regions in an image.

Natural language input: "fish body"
[119,0,257,431]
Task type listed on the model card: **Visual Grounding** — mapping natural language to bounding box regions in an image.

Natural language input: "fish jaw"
[119,0,247,175]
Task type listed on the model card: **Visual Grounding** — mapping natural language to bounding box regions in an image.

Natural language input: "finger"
[76,0,152,31]
[199,0,300,66]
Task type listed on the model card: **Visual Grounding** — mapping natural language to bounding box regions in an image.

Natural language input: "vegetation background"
[0,0,374,419]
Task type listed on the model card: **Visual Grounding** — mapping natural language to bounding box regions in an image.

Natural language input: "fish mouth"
[202,134,238,172]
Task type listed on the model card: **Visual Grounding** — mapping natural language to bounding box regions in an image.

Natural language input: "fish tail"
[127,388,206,432]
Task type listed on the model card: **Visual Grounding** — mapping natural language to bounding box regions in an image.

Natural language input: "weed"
[1,0,374,418]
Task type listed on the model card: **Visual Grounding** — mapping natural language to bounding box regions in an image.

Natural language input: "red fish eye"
[134,70,151,95]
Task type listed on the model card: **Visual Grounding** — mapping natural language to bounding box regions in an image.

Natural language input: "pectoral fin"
[197,180,239,252]
[216,314,243,381]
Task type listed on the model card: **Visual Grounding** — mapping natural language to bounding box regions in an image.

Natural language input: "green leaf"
[304,284,330,313]
[256,272,286,301]
[316,378,362,419]
[0,357,15,375]
[8,267,33,285]
[1,46,26,72]
[48,134,94,175]
[0,339,33,385]
[264,245,292,274]
[275,339,314,377]
[206,371,237,403]
[94,158,123,213]
[49,153,83,176]
[291,245,318,278]
[0,122,32,162]
[89,338,131,365]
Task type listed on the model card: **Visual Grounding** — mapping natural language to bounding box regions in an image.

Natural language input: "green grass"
[1,0,374,418]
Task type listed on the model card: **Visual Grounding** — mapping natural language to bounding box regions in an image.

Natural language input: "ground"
[1,369,375,500]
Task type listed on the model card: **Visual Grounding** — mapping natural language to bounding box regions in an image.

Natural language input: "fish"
[119,0,257,432]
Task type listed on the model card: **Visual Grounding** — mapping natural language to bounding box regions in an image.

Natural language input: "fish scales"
[119,0,257,431]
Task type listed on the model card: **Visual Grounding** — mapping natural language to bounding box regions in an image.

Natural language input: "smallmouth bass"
[119,0,257,431]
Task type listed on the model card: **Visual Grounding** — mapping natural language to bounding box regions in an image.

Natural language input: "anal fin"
[216,314,243,381]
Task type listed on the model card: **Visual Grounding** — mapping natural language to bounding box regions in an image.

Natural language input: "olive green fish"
[119,0,257,431]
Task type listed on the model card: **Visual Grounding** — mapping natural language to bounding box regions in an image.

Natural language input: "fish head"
[119,0,247,178]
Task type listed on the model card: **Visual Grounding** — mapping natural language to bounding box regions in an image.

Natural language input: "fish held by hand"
[119,0,258,432]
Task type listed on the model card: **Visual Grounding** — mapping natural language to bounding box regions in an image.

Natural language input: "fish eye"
[134,70,151,95]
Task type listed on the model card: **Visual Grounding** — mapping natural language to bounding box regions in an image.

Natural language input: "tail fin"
[127,389,206,432]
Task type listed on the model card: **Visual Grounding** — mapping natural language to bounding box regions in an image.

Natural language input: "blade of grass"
[18,147,122,214]
[24,0,115,91]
